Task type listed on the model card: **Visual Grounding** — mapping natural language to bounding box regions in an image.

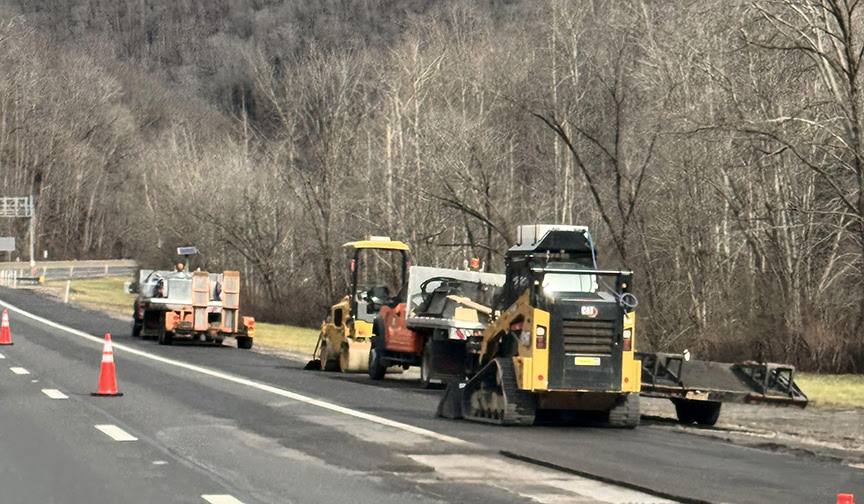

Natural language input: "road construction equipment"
[370,266,505,387]
[132,247,254,348]
[307,236,410,372]
[438,225,642,427]
[638,351,807,425]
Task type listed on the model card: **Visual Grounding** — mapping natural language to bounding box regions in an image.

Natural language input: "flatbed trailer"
[637,351,808,425]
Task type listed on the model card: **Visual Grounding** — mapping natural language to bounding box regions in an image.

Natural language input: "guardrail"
[0,260,138,287]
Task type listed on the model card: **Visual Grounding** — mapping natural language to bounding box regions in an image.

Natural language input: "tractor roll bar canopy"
[343,236,409,251]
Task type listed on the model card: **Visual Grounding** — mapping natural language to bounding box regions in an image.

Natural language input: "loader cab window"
[351,248,409,323]
[541,272,597,294]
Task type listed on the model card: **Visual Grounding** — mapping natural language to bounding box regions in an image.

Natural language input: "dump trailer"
[637,351,808,426]
[369,265,505,388]
[132,248,254,348]
[438,225,642,427]
[308,236,410,372]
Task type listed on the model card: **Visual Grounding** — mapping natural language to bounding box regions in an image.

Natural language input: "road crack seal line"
[0,297,475,448]
[499,451,714,504]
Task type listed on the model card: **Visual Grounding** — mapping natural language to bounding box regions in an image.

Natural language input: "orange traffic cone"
[91,334,122,397]
[0,309,13,345]
[838,495,855,504]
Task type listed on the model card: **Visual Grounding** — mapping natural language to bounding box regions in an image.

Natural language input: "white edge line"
[202,495,245,504]
[0,298,474,447]
[41,388,69,399]
[95,424,138,441]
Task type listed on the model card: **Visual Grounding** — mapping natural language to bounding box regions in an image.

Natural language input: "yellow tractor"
[307,236,410,372]
[438,225,641,427]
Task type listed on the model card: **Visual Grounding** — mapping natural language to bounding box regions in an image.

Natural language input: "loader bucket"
[340,339,372,373]
[304,333,324,371]
[437,381,465,419]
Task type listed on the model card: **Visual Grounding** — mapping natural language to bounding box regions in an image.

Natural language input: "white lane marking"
[0,352,5,358]
[95,424,138,441]
[10,367,29,374]
[0,299,473,447]
[41,388,68,399]
[152,460,168,465]
[202,495,245,504]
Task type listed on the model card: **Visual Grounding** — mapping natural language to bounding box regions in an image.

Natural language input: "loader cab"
[344,237,410,324]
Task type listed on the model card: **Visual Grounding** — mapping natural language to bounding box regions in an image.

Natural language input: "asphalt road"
[0,285,861,504]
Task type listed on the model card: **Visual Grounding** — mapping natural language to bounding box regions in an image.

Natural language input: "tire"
[368,343,386,380]
[368,319,387,380]
[158,328,173,345]
[236,336,253,350]
[320,342,339,371]
[694,401,721,426]
[132,318,142,338]
[419,340,436,389]
[608,393,640,428]
[673,399,697,424]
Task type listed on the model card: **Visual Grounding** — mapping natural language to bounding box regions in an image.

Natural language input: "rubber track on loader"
[461,357,536,426]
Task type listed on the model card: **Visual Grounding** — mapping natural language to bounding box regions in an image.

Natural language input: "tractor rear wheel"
[237,336,253,350]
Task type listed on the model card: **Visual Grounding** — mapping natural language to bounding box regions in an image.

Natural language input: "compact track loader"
[438,225,642,427]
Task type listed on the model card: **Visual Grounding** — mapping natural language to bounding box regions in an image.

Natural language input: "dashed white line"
[95,424,138,441]
[41,389,68,399]
[0,298,474,447]
[10,367,29,375]
[0,352,5,359]
[202,495,244,504]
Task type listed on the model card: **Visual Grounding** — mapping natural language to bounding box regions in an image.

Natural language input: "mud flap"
[437,381,465,419]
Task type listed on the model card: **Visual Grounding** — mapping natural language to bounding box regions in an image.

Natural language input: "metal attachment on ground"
[91,333,123,397]
[0,309,13,345]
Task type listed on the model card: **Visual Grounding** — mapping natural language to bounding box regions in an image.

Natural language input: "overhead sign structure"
[0,197,32,218]
[0,237,14,252]
[0,196,35,264]
[177,247,198,256]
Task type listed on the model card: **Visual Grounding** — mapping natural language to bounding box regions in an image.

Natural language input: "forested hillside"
[1,0,862,371]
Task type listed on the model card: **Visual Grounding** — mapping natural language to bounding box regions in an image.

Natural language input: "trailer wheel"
[419,340,435,389]
[674,399,720,426]
[236,336,253,350]
[694,401,721,426]
[673,399,696,424]
[158,328,173,345]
